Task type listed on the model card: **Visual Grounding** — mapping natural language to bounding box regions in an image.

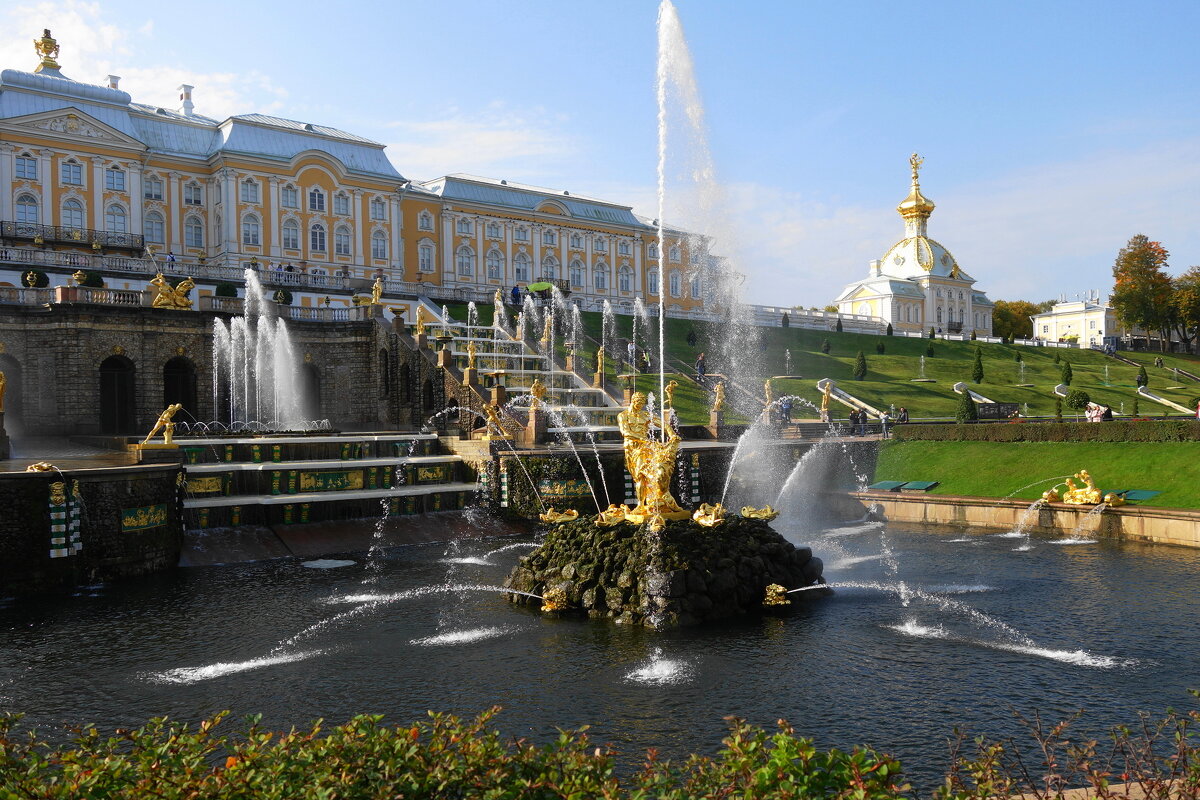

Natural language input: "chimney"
[869,259,882,277]
[177,84,194,117]
[106,74,120,89]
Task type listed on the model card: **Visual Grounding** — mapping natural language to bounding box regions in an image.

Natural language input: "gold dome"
[896,152,935,218]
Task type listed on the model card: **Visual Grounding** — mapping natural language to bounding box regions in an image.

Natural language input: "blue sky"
[3,0,1198,306]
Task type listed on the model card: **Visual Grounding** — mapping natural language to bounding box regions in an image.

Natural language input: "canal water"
[2,516,1198,787]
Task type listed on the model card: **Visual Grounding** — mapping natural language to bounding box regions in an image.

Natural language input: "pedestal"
[593,371,605,389]
[414,332,428,349]
[490,385,507,407]
[565,354,575,373]
[522,406,548,447]
[623,387,634,405]
[437,346,452,368]
[0,411,9,460]
[137,443,183,464]
[707,409,725,440]
[462,367,478,387]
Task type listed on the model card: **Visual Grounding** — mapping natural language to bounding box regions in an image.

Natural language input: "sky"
[2,0,1198,307]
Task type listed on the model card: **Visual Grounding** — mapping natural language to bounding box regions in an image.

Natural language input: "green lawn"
[874,440,1199,508]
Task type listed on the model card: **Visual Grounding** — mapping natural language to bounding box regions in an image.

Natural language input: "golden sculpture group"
[149,273,195,310]
[141,403,183,446]
[1042,469,1126,507]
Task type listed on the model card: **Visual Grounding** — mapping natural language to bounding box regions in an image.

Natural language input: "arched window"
[418,211,433,230]
[418,242,435,272]
[648,269,659,295]
[669,270,682,297]
[145,211,165,244]
[370,198,386,220]
[371,230,388,260]
[241,214,261,246]
[281,184,298,208]
[62,199,84,229]
[618,265,632,292]
[185,216,204,248]
[308,187,325,212]
[569,258,584,288]
[105,204,127,233]
[514,253,530,282]
[456,245,474,276]
[333,192,350,216]
[486,249,503,279]
[240,178,259,203]
[334,224,352,256]
[594,261,609,290]
[15,193,39,224]
[689,275,701,299]
[541,254,558,280]
[310,222,326,252]
[936,306,943,323]
[282,219,300,250]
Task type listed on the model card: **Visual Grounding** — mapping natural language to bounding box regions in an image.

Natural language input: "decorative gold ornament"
[619,391,689,531]
[711,381,726,413]
[482,404,511,440]
[764,380,773,407]
[25,462,58,472]
[175,346,186,356]
[0,370,6,412]
[541,313,553,346]
[466,341,477,370]
[112,345,125,356]
[540,584,569,612]
[33,29,60,72]
[304,352,313,363]
[149,273,194,310]
[141,403,183,446]
[763,583,791,607]
[528,377,547,409]
[538,507,579,523]
[1042,487,1061,503]
[693,502,727,527]
[23,271,39,288]
[414,305,428,336]
[72,270,87,285]
[741,505,780,521]
[1103,492,1127,507]
[0,341,6,353]
[595,504,629,527]
[48,481,66,505]
[1062,469,1103,505]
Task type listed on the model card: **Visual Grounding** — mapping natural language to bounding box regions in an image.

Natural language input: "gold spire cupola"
[33,29,61,74]
[896,152,935,237]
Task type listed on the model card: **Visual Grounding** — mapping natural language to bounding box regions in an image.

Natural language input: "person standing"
[897,406,909,424]
[780,396,793,423]
[695,352,707,383]
[511,285,520,306]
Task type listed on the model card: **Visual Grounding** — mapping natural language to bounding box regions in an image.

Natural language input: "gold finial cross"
[909,152,924,184]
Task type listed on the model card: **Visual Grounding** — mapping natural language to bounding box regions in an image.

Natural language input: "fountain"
[1016,361,1032,387]
[911,354,935,382]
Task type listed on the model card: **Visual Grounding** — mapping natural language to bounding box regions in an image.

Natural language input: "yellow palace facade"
[0,31,709,317]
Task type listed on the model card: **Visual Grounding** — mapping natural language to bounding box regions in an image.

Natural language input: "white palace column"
[90,156,105,227]
[220,169,237,258]
[441,207,454,282]
[36,149,53,224]
[474,217,484,285]
[0,144,13,221]
[268,177,282,258]
[389,191,402,271]
[531,224,542,281]
[128,162,143,234]
[633,234,643,291]
[350,189,362,270]
[167,172,182,249]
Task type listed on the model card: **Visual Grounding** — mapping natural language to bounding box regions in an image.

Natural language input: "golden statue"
[34,29,60,72]
[618,391,689,531]
[142,403,183,446]
[482,403,511,440]
[541,313,554,346]
[692,502,726,527]
[538,507,579,523]
[763,583,791,607]
[371,278,383,305]
[664,379,678,410]
[595,504,629,527]
[0,370,6,413]
[466,341,477,370]
[764,380,773,408]
[1103,492,1127,508]
[909,152,924,182]
[821,381,832,422]
[1042,487,1061,503]
[711,381,726,413]
[529,377,547,409]
[540,584,569,612]
[149,273,194,309]
[414,305,428,336]
[741,505,780,521]
[1062,469,1103,505]
[25,462,58,473]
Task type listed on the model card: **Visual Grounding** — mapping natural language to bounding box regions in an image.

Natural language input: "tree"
[928,327,936,339]
[1014,352,1022,363]
[991,300,1042,340]
[885,322,893,336]
[1053,351,1061,364]
[925,343,935,357]
[1060,361,1073,385]
[781,312,790,328]
[970,330,977,340]
[1111,234,1173,351]
[1065,389,1090,411]
[875,342,885,354]
[823,304,838,312]
[1132,397,1140,417]
[1136,364,1148,387]
[971,348,984,383]
[835,318,843,332]
[853,350,867,380]
[80,271,105,288]
[1170,266,1200,354]
[215,282,238,298]
[1054,397,1063,422]
[955,388,978,422]
[820,338,831,354]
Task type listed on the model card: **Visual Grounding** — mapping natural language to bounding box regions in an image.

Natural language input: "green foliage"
[1111,234,1172,347]
[1136,364,1148,387]
[79,270,104,287]
[954,389,978,422]
[1014,352,1022,363]
[823,304,838,312]
[925,343,935,357]
[1060,361,1073,385]
[1132,397,1140,416]
[0,709,911,800]
[853,350,867,380]
[1054,351,1061,364]
[215,282,238,298]
[970,330,976,340]
[21,268,49,288]
[990,299,1041,340]
[781,311,789,328]
[929,327,936,339]
[893,419,1200,443]
[821,338,831,354]
[1064,388,1090,410]
[875,341,885,355]
[1055,397,1063,421]
[885,322,893,336]
[835,317,843,332]
[971,348,983,384]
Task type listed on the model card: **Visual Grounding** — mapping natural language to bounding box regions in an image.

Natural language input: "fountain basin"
[503,515,826,627]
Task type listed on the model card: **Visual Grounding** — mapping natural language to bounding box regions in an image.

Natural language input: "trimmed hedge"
[893,420,1200,443]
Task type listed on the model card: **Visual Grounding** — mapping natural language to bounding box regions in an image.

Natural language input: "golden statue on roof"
[34,29,60,72]
[909,152,924,183]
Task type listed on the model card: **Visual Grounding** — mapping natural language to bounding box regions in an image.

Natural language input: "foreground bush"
[0,708,907,799]
[893,420,1200,443]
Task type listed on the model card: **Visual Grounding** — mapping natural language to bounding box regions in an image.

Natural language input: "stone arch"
[422,377,434,412]
[398,363,411,403]
[0,354,24,434]
[163,356,198,421]
[99,355,137,434]
[300,363,321,421]
[378,348,391,397]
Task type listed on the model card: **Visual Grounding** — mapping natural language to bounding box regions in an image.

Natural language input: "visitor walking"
[857,410,869,436]
[879,410,891,439]
[780,397,792,423]
[511,285,520,306]
[695,352,707,384]
[847,408,859,436]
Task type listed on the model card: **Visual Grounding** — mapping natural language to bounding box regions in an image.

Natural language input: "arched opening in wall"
[163,357,198,421]
[0,354,24,435]
[422,378,434,412]
[399,363,411,403]
[300,364,321,421]
[378,349,391,397]
[99,355,137,434]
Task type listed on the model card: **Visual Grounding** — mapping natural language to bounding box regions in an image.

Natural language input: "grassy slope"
[441,303,1200,421]
[874,440,1199,508]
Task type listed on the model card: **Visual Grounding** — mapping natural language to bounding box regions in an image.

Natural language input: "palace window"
[690,275,701,299]
[145,211,165,243]
[185,216,204,248]
[418,243,435,272]
[669,245,681,263]
[310,222,326,251]
[542,229,557,246]
[15,194,39,224]
[334,225,352,256]
[486,249,503,279]
[456,245,475,276]
[618,241,630,255]
[669,270,681,297]
[594,263,609,290]
[569,258,584,288]
[541,254,558,280]
[334,193,350,216]
[514,253,530,282]
[570,233,582,249]
[594,238,607,253]
[514,226,529,243]
[456,218,473,235]
[281,184,298,208]
[648,269,659,295]
[61,160,82,186]
[618,265,632,292]
[105,204,127,233]
[15,155,37,180]
[308,188,325,212]
[936,306,943,323]
[143,175,164,200]
[371,231,388,260]
[240,178,259,203]
[282,219,300,250]
[184,183,203,205]
[418,211,433,231]
[647,243,658,259]
[370,198,386,221]
[62,199,84,229]
[105,167,126,192]
[241,214,261,246]
[486,222,501,239]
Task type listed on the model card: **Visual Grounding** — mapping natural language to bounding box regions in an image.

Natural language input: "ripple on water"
[625,649,694,685]
[146,650,324,684]
[411,626,514,646]
[887,622,1133,669]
